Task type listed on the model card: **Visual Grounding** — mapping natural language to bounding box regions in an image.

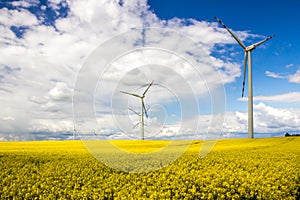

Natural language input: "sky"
[0,0,299,141]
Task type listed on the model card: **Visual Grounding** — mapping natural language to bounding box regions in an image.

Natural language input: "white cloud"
[0,8,38,27]
[222,112,247,134]
[285,63,294,68]
[289,68,300,83]
[238,92,300,103]
[254,102,300,133]
[222,103,300,135]
[48,0,65,11]
[265,70,284,79]
[49,82,72,101]
[29,118,73,133]
[265,67,300,84]
[2,116,15,121]
[10,0,40,8]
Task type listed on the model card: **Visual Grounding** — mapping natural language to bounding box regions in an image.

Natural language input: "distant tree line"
[285,132,300,137]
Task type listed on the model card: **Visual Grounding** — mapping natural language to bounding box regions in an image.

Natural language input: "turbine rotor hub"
[245,45,256,51]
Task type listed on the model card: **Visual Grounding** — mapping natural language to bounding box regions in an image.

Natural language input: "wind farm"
[1,0,300,199]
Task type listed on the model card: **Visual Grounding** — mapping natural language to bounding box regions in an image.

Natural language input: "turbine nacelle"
[245,45,256,52]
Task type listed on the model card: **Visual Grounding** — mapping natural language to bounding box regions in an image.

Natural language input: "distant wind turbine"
[121,80,154,140]
[214,16,274,138]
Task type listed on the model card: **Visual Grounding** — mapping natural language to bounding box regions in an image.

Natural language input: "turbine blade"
[120,91,141,98]
[252,35,274,49]
[143,80,154,96]
[214,16,247,49]
[128,107,139,115]
[242,52,248,97]
[142,100,148,118]
[132,122,139,129]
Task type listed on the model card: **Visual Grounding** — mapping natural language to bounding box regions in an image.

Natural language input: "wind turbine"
[214,16,274,138]
[120,80,154,140]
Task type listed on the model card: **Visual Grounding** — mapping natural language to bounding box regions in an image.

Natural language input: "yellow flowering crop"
[0,137,299,199]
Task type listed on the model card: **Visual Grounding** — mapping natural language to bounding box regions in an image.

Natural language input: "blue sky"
[149,0,300,107]
[0,0,299,140]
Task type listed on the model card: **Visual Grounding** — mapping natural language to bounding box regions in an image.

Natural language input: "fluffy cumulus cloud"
[48,82,72,101]
[222,102,300,137]
[254,103,300,133]
[266,66,300,84]
[289,68,300,83]
[0,0,296,140]
[0,7,39,26]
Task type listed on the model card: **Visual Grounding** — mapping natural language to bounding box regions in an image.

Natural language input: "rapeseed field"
[0,137,299,199]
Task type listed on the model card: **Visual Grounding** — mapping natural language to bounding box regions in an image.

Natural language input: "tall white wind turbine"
[121,80,154,140]
[214,16,274,138]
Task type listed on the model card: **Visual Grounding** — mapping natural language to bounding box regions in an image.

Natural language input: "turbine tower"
[121,80,154,140]
[73,123,76,140]
[214,16,274,138]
